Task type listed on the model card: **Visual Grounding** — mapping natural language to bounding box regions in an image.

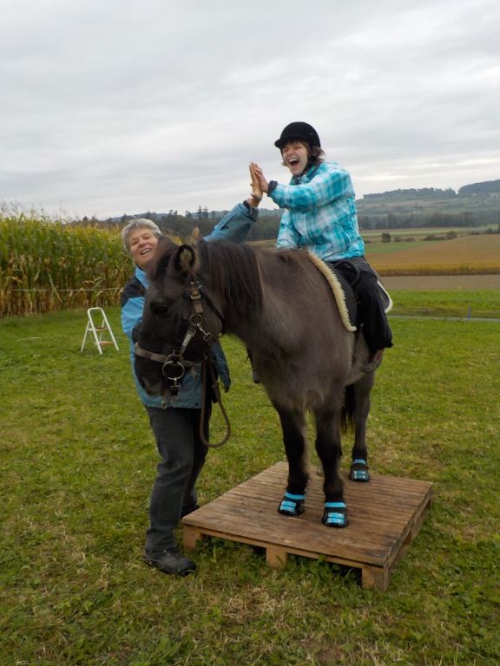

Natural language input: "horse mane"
[148,236,181,279]
[197,240,264,320]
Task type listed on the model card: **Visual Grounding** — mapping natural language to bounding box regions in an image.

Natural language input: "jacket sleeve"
[121,278,145,340]
[270,165,353,214]
[205,202,258,244]
[212,343,231,392]
[276,212,301,249]
[121,295,144,340]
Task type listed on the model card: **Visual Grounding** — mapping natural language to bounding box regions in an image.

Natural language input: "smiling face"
[281,140,310,176]
[128,227,160,269]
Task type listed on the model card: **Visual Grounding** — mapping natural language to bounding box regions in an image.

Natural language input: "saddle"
[306,252,392,332]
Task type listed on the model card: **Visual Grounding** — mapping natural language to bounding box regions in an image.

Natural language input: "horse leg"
[347,373,375,483]
[314,406,348,528]
[275,407,308,516]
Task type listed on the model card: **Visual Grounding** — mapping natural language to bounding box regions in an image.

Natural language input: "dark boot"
[143,547,196,576]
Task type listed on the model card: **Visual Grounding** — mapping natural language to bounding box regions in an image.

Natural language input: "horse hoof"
[278,492,305,516]
[322,502,348,527]
[349,459,370,482]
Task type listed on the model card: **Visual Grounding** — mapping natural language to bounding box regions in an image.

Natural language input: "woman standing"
[121,172,261,576]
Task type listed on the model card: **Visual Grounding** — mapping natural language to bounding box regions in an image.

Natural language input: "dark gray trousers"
[329,256,393,353]
[144,405,210,553]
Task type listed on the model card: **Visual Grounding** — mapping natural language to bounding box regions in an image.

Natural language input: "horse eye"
[150,302,171,317]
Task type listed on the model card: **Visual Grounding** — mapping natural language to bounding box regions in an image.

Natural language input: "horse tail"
[341,384,356,433]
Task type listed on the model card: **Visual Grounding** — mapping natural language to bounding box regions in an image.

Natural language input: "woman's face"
[128,228,159,269]
[281,140,310,176]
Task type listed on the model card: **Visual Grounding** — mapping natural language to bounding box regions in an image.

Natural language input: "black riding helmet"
[274,122,321,151]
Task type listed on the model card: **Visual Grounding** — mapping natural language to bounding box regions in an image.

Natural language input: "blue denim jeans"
[144,405,210,553]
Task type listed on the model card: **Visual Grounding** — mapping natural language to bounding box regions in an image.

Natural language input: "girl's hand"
[248,163,263,207]
[250,162,269,193]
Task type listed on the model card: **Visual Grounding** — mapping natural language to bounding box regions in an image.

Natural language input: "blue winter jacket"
[121,202,258,409]
[271,161,365,262]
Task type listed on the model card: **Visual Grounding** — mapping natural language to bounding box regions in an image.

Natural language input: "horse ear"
[189,227,202,245]
[171,244,197,276]
[148,237,178,280]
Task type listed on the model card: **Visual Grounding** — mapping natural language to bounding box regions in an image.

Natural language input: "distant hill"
[458,180,500,195]
[362,187,457,200]
[356,178,500,230]
[362,179,500,200]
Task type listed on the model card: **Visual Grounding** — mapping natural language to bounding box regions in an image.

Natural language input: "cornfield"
[0,213,131,316]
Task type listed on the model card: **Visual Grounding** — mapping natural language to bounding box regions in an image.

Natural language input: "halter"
[134,273,231,448]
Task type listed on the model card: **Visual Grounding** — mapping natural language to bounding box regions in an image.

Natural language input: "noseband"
[134,274,223,397]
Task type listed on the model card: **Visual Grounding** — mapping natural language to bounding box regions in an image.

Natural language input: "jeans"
[144,405,210,552]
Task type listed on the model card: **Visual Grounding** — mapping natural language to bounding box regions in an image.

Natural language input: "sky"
[1,0,499,220]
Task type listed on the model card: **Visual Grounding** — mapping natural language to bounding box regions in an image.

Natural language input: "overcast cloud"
[1,0,499,219]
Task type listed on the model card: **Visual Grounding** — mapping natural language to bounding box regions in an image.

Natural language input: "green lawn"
[389,289,500,318]
[1,304,499,665]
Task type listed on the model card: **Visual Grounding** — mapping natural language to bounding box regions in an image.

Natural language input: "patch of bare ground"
[381,274,500,290]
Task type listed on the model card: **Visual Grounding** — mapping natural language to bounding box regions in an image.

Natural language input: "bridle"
[134,274,231,448]
[134,275,216,394]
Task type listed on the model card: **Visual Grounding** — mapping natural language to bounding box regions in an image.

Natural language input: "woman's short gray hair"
[121,218,163,254]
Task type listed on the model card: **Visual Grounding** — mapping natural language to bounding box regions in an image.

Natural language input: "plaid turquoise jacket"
[270,161,365,262]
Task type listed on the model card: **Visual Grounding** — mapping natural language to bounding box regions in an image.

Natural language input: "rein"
[135,274,231,448]
[200,355,231,449]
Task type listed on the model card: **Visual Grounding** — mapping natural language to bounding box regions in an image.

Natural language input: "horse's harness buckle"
[182,277,214,347]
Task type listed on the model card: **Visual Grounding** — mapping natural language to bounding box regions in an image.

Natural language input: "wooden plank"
[183,462,432,590]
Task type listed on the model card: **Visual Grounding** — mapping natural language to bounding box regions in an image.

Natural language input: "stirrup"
[322,501,348,528]
[349,458,370,482]
[278,492,305,516]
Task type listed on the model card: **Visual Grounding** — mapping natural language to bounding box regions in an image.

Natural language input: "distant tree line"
[75,207,499,241]
[358,210,500,231]
[102,209,283,242]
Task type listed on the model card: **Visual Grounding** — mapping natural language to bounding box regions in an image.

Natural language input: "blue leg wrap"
[349,458,370,482]
[278,491,305,516]
[322,501,348,528]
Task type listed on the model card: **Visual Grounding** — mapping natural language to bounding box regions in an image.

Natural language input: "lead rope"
[199,357,232,448]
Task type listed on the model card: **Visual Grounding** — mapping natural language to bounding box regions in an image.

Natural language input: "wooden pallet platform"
[183,462,432,591]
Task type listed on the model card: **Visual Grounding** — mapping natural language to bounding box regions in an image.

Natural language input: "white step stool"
[81,307,119,354]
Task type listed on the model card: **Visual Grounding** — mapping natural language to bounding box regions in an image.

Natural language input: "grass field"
[384,286,500,319]
[1,299,499,665]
